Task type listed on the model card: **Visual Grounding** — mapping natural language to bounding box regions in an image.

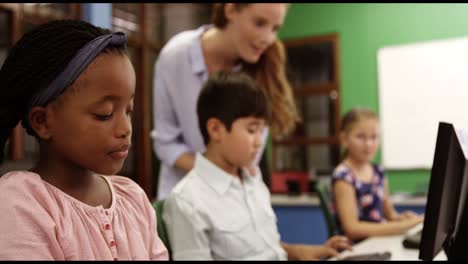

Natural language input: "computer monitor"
[419,122,468,261]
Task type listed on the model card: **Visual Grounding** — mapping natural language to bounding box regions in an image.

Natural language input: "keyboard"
[337,251,392,261]
[402,229,422,249]
[402,222,423,249]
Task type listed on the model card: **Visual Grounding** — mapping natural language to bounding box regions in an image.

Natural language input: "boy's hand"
[283,237,352,261]
[324,235,353,252]
[287,244,338,260]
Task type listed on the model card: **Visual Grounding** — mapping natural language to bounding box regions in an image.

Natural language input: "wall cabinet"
[271,34,341,193]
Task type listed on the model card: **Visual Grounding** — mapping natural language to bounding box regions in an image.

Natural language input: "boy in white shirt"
[163,72,352,260]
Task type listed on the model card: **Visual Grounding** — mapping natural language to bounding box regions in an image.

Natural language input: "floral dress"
[331,163,386,236]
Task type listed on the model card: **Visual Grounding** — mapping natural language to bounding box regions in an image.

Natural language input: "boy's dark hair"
[196,71,271,145]
[0,19,126,163]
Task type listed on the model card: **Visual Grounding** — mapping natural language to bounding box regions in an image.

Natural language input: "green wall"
[279,3,468,193]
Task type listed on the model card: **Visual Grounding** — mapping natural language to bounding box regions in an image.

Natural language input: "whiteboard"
[377,36,468,169]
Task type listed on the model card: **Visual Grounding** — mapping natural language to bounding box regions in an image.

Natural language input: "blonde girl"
[331,107,423,242]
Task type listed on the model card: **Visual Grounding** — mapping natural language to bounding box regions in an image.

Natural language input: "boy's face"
[219,116,266,168]
[45,53,136,175]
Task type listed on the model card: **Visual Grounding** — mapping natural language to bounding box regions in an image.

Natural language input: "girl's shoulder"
[371,163,386,178]
[0,171,57,211]
[0,170,43,189]
[332,163,351,177]
[106,175,148,203]
[105,175,156,219]
[332,163,355,183]
[107,175,142,191]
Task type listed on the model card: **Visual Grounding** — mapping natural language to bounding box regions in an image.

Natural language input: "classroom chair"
[314,180,338,238]
[153,199,172,259]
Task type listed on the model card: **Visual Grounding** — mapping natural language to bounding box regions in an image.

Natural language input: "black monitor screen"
[419,122,468,261]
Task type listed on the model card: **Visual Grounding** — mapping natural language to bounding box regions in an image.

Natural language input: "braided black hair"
[0,19,125,163]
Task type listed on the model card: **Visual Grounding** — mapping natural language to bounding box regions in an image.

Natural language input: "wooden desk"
[333,223,447,261]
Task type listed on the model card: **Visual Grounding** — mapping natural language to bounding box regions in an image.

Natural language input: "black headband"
[22,31,126,133]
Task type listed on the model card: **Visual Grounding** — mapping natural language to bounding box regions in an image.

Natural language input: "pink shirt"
[0,171,169,260]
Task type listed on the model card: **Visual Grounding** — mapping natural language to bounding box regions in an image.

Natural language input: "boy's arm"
[163,195,212,260]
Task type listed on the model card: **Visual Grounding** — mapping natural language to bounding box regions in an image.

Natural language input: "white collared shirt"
[163,153,287,260]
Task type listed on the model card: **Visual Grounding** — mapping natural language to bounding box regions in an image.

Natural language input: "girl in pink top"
[0,20,168,260]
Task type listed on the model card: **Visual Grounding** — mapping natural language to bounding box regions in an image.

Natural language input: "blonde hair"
[211,3,300,138]
[341,107,378,133]
[340,107,379,160]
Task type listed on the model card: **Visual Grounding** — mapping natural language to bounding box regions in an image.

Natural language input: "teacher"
[151,3,300,199]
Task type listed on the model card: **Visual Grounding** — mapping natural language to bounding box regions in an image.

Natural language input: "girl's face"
[45,53,135,175]
[225,3,287,63]
[342,118,380,164]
